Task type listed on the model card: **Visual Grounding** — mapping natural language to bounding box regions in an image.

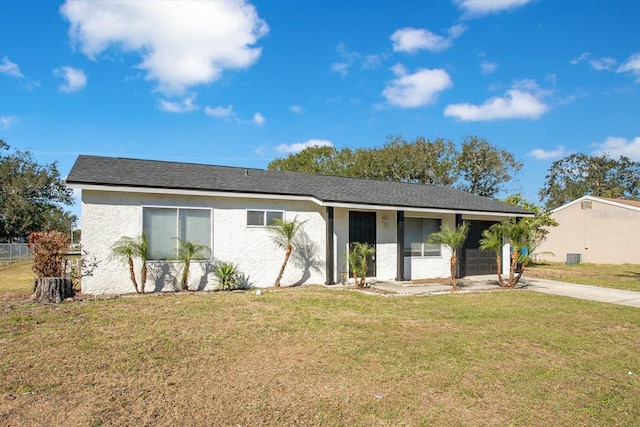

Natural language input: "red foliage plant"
[28,231,69,278]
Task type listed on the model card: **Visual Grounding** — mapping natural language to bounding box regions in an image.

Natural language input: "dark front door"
[349,211,376,277]
[461,220,499,276]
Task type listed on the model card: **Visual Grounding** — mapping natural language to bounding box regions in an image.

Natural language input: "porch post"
[325,206,335,285]
[396,210,404,281]
[456,214,464,278]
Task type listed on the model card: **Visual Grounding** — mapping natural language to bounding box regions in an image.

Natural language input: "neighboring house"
[537,196,640,264]
[66,155,530,294]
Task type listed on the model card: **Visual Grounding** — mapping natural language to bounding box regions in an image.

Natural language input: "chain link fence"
[0,243,32,263]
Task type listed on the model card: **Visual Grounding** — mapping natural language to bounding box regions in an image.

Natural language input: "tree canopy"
[0,140,75,241]
[539,153,640,208]
[268,135,521,197]
[457,136,522,197]
[501,194,558,251]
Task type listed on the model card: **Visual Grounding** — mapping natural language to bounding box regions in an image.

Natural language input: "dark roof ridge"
[81,154,442,188]
[67,155,531,215]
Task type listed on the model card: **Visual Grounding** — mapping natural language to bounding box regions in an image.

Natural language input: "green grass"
[528,262,640,291]
[0,261,35,294]
[1,262,639,426]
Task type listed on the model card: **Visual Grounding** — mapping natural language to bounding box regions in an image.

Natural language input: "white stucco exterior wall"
[332,208,401,282]
[375,211,397,280]
[79,188,517,294]
[402,212,452,280]
[80,190,326,294]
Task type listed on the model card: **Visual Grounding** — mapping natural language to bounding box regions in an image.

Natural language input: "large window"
[247,210,283,227]
[143,207,212,259]
[404,217,442,257]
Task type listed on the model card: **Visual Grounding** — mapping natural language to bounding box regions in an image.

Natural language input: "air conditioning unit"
[566,253,582,265]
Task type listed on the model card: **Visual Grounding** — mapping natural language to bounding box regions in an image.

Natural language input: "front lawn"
[1,263,639,426]
[527,262,640,291]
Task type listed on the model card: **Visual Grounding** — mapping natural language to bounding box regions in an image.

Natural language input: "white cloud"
[289,105,304,114]
[158,96,197,113]
[592,136,640,160]
[590,57,617,71]
[204,104,235,118]
[570,52,617,70]
[382,64,452,108]
[529,146,566,160]
[253,112,266,125]
[276,139,333,154]
[617,52,640,83]
[60,0,268,95]
[0,115,18,130]
[330,42,361,78]
[53,66,87,93]
[0,56,23,78]
[445,79,549,121]
[570,52,590,65]
[391,24,466,53]
[331,43,386,76]
[362,54,385,70]
[479,60,498,74]
[331,62,351,78]
[455,0,534,17]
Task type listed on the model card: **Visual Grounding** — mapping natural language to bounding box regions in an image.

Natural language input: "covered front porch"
[323,206,514,285]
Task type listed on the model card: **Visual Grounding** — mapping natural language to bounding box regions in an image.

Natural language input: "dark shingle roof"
[66,155,530,215]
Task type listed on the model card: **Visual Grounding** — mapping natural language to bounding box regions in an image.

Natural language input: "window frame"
[246,209,284,227]
[142,206,213,261]
[404,217,442,258]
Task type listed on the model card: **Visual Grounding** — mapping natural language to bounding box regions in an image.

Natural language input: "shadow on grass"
[615,271,640,281]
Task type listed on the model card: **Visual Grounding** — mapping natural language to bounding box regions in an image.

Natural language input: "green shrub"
[214,261,241,290]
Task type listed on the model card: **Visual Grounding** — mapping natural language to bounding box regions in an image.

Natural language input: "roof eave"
[68,181,533,218]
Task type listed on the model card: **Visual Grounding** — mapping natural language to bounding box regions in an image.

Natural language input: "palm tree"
[503,220,533,287]
[481,220,535,288]
[110,234,149,293]
[175,238,210,291]
[427,221,470,289]
[348,241,376,288]
[269,216,305,287]
[479,225,505,287]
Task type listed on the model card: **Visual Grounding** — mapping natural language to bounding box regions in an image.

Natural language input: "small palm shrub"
[348,242,375,288]
[175,238,210,291]
[214,261,241,291]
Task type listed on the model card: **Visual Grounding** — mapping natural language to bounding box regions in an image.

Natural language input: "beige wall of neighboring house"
[537,196,640,264]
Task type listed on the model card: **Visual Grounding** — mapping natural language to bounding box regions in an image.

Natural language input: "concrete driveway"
[465,275,640,308]
[370,276,640,308]
[520,277,640,308]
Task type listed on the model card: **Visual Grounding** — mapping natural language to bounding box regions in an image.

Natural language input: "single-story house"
[66,155,530,294]
[536,195,640,264]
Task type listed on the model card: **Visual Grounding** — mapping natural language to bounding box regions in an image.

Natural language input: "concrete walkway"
[371,275,640,308]
[519,277,640,308]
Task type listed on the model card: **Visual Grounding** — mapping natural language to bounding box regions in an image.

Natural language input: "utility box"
[566,253,582,265]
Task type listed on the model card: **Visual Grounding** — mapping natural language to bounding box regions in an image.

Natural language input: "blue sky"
[1,0,639,219]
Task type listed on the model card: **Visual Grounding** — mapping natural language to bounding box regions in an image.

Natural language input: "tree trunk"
[495,255,505,287]
[140,262,147,293]
[274,245,292,287]
[507,250,519,287]
[128,257,139,293]
[450,254,458,290]
[513,265,525,287]
[181,261,190,291]
[31,277,74,304]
